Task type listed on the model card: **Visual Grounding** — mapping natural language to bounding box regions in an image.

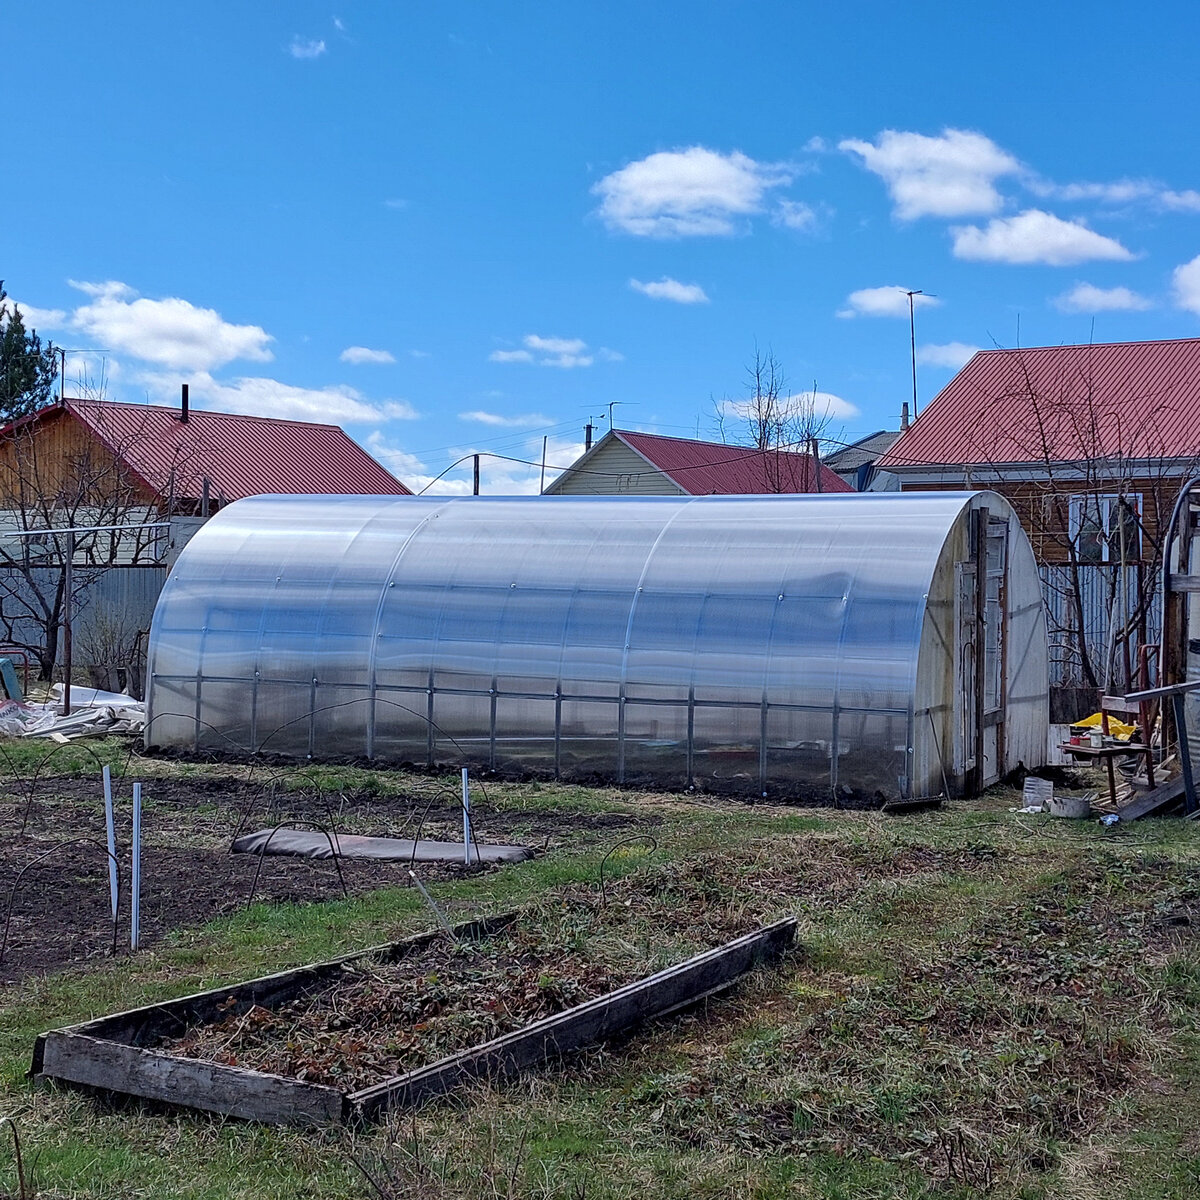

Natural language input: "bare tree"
[713,346,840,492]
[0,381,198,680]
[963,350,1197,692]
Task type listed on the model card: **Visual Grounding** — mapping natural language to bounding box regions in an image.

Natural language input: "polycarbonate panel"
[146,491,1044,800]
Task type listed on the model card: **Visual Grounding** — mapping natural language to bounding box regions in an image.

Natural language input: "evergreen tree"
[0,281,59,423]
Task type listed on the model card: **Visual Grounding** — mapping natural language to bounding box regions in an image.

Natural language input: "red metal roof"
[51,399,411,501]
[617,430,852,494]
[877,338,1200,469]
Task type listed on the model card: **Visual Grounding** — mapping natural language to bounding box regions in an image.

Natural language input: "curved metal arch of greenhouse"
[145,492,1048,802]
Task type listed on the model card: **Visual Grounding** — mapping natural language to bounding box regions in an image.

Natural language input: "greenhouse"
[145,492,1048,802]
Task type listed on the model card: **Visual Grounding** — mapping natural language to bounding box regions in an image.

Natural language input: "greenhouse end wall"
[145,492,1048,801]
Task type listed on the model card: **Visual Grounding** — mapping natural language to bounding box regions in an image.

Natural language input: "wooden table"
[1059,742,1152,809]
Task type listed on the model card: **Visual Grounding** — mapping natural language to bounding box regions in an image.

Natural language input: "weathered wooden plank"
[38,1032,343,1125]
[347,916,797,1122]
[1116,775,1185,822]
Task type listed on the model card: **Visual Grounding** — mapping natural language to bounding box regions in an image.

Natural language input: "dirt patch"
[1,774,660,842]
[0,774,660,984]
[0,836,480,985]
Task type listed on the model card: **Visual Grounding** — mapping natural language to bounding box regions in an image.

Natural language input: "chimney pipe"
[585,422,594,451]
[900,401,910,431]
[180,383,189,424]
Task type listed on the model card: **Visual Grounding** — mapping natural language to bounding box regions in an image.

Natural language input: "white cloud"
[2,299,67,331]
[1054,283,1152,313]
[340,345,396,365]
[409,349,430,359]
[490,334,604,368]
[140,371,417,425]
[719,390,859,423]
[1030,178,1157,204]
[1163,190,1200,213]
[629,277,709,304]
[369,432,588,496]
[1173,254,1200,316]
[459,410,552,427]
[950,210,1134,266]
[539,435,589,488]
[916,342,981,369]
[68,280,274,371]
[773,199,819,231]
[62,351,120,396]
[838,286,941,319]
[524,335,586,356]
[840,128,1020,220]
[288,36,326,59]
[364,433,439,492]
[592,146,793,237]
[1029,177,1200,213]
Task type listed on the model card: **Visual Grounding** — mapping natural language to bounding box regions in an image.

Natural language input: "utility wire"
[419,430,960,493]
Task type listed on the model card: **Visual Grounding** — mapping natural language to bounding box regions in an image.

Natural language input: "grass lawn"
[1,739,1199,1199]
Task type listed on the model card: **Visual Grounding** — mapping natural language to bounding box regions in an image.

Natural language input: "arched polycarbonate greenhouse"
[145,492,1048,802]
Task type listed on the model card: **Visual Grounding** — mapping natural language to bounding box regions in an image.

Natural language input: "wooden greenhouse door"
[955,515,1010,793]
[980,519,1009,786]
[955,560,978,782]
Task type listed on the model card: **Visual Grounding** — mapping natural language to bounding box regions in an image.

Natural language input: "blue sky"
[5,1,1200,492]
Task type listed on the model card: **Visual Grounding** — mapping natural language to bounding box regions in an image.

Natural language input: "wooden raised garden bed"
[32,913,796,1125]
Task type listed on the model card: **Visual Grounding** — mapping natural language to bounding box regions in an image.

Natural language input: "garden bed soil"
[162,912,632,1090]
[0,773,658,984]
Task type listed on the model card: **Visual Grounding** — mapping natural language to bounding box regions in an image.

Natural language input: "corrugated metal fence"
[1039,563,1160,689]
[0,566,166,679]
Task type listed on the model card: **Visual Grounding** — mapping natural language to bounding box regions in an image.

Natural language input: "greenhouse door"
[979,519,1008,786]
[956,515,1009,792]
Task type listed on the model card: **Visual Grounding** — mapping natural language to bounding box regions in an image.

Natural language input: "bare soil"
[0,774,659,984]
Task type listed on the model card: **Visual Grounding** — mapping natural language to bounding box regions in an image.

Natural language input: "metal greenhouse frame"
[145,492,1048,802]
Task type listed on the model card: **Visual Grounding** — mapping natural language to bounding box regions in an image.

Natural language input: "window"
[1068,493,1141,563]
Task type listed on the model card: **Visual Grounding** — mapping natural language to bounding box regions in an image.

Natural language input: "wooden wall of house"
[897,477,1181,564]
[0,410,160,512]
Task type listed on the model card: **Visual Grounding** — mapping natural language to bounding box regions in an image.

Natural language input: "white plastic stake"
[131,782,142,951]
[462,767,473,866]
[102,766,118,922]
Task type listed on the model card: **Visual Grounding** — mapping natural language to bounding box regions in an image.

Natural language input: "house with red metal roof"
[876,338,1200,696]
[0,393,410,517]
[544,428,851,496]
[876,338,1200,567]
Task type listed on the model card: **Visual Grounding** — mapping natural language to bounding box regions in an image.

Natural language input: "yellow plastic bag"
[1071,712,1137,741]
